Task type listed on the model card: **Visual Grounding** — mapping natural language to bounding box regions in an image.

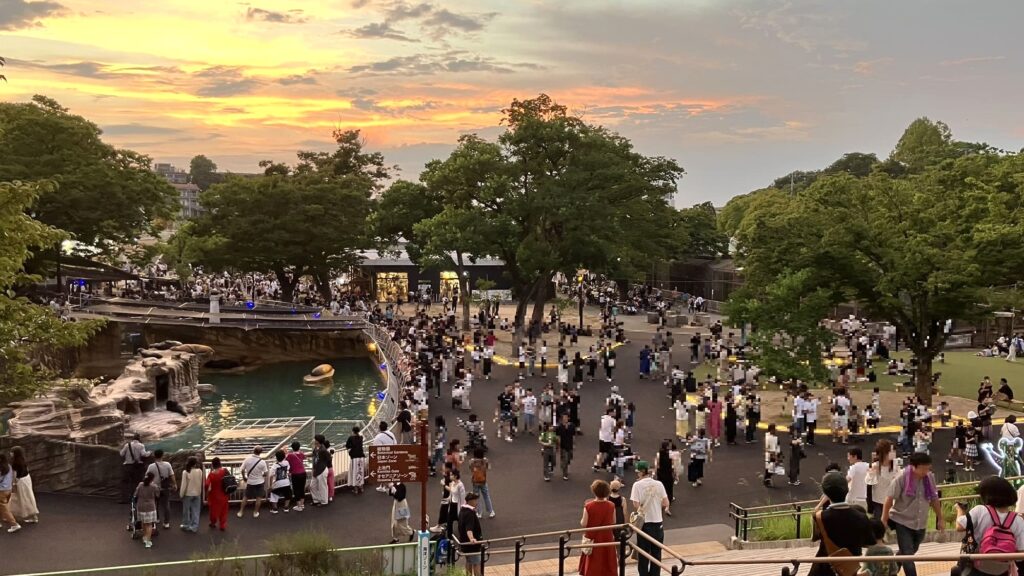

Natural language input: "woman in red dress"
[578,479,618,576]
[205,457,229,531]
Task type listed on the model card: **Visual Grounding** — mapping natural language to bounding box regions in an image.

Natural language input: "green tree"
[186,131,381,302]
[728,119,1024,401]
[0,96,176,254]
[188,154,221,191]
[0,180,102,404]
[724,270,834,383]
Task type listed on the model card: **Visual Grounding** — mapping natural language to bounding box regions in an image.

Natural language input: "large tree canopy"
[0,95,176,253]
[723,118,1024,401]
[0,180,102,404]
[181,130,381,301]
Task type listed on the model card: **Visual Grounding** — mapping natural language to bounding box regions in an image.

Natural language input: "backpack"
[221,471,238,495]
[976,506,1018,574]
[471,460,487,484]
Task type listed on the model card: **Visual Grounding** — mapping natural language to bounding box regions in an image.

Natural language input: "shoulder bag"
[629,485,655,530]
[813,510,860,576]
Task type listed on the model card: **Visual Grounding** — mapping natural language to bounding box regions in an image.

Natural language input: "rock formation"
[6,342,213,444]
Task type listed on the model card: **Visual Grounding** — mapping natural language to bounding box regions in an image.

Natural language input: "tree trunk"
[529,277,550,332]
[513,277,543,345]
[313,269,333,303]
[914,352,934,405]
[457,252,471,332]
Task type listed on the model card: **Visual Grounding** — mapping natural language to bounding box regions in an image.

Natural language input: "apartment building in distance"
[154,163,204,220]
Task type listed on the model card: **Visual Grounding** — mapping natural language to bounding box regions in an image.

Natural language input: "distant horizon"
[3,0,1022,207]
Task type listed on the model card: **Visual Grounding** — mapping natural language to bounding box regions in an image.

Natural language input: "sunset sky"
[2,0,1022,205]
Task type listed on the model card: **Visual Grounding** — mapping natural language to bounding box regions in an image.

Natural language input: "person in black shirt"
[555,414,576,480]
[690,334,701,364]
[810,471,874,576]
[999,378,1014,401]
[459,493,484,575]
[497,385,516,440]
[344,427,366,494]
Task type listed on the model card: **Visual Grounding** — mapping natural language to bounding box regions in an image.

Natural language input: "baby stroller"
[126,496,157,540]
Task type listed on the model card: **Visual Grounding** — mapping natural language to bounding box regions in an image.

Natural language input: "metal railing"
[730,474,1024,541]
[11,540,422,576]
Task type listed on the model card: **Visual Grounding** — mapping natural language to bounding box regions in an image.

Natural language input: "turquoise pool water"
[152,357,384,452]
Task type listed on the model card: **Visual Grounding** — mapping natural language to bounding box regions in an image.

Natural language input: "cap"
[635,460,650,472]
[610,480,623,491]
[821,471,848,501]
[465,492,480,501]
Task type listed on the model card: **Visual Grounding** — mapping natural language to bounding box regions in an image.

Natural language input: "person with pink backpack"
[955,476,1024,576]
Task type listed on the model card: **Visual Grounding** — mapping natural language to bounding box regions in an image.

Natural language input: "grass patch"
[746,482,982,542]
[872,350,1024,401]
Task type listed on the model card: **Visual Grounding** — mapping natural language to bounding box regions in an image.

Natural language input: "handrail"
[684,552,1024,565]
[628,542,681,574]
[632,521,687,565]
[451,523,631,547]
[11,541,416,576]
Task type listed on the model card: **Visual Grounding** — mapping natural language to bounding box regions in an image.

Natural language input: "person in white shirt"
[237,446,269,518]
[804,393,819,445]
[629,461,670,576]
[675,399,691,441]
[520,389,538,434]
[593,408,617,472]
[372,421,398,492]
[1001,415,1021,440]
[763,425,780,487]
[846,447,870,509]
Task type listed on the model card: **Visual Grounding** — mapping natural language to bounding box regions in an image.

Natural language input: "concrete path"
[1,306,972,575]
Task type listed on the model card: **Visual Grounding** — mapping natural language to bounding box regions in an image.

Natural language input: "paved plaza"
[3,309,967,575]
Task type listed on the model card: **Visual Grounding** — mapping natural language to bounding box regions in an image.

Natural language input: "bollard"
[795,504,802,540]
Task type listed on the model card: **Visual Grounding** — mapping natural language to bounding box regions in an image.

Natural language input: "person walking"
[469,448,495,518]
[344,427,366,495]
[9,447,38,525]
[119,433,150,503]
[179,456,203,532]
[0,453,21,534]
[134,472,160,548]
[867,439,900,519]
[763,424,780,487]
[629,461,670,576]
[707,394,722,447]
[881,453,943,576]
[608,479,629,542]
[654,442,675,515]
[458,493,484,576]
[540,422,558,481]
[808,471,874,576]
[237,446,268,519]
[286,441,307,508]
[725,396,738,445]
[688,429,709,487]
[205,457,229,531]
[579,479,618,576]
[389,482,415,543]
[146,450,175,529]
[556,413,576,481]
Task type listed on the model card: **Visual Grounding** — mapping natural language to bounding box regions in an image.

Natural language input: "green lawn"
[872,350,1024,401]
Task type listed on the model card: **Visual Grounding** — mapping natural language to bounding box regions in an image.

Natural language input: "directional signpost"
[368,444,424,483]
[369,421,430,576]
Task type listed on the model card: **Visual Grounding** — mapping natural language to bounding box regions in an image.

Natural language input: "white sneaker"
[8,524,22,533]
[237,511,244,518]
[489,512,495,518]
[253,512,260,518]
